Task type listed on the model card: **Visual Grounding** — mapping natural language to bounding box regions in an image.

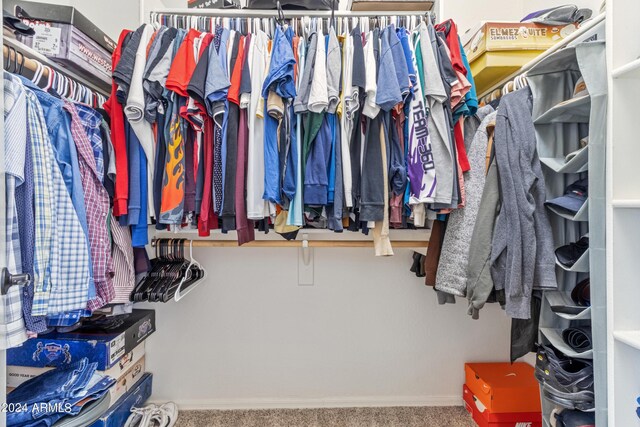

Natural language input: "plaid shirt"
[64,101,115,310]
[109,212,136,303]
[1,74,28,348]
[26,89,92,316]
[24,87,54,316]
[75,104,105,183]
[4,75,26,275]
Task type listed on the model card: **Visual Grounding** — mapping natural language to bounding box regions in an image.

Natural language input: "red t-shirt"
[435,20,466,77]
[454,119,470,172]
[166,29,203,98]
[103,29,132,216]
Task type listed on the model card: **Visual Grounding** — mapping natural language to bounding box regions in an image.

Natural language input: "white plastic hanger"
[174,240,207,302]
[31,61,44,86]
[43,66,54,91]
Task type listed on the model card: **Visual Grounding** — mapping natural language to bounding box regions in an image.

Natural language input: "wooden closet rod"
[150,239,429,248]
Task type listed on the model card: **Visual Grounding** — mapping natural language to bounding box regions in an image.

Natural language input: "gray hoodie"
[490,87,557,319]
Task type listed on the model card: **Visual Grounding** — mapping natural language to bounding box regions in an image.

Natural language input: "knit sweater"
[435,105,495,296]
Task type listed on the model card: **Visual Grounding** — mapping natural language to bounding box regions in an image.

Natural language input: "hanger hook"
[18,51,25,75]
[5,47,14,72]
[276,0,285,26]
[331,0,336,29]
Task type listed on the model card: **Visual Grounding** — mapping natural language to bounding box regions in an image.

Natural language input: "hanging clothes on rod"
[0,41,140,346]
[106,9,477,256]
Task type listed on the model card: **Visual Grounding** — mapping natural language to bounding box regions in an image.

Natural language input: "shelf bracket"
[298,233,314,286]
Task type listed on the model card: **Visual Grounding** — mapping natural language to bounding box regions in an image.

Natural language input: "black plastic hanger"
[276,0,285,27]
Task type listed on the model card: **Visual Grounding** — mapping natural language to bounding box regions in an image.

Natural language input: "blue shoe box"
[90,373,153,427]
[8,310,155,370]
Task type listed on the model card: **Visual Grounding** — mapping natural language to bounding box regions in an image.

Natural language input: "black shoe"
[556,236,589,268]
[554,409,595,427]
[535,345,594,411]
[571,278,591,306]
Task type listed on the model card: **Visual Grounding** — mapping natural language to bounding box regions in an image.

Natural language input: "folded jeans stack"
[7,358,115,427]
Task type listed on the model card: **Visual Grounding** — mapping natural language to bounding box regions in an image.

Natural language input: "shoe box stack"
[7,309,156,427]
[463,362,542,427]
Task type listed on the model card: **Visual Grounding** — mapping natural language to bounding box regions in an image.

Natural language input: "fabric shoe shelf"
[555,248,590,273]
[607,1,640,425]
[526,22,607,427]
[546,199,589,222]
[545,291,591,321]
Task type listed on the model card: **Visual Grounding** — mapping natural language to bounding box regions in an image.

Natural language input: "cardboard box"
[4,0,115,52]
[463,384,542,427]
[90,373,153,427]
[465,362,541,414]
[7,342,145,388]
[108,357,146,405]
[464,21,578,63]
[18,21,112,86]
[463,21,578,94]
[7,310,155,371]
[4,1,114,88]
[350,0,434,12]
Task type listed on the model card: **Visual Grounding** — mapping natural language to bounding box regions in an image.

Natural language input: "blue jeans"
[21,375,115,427]
[7,358,97,426]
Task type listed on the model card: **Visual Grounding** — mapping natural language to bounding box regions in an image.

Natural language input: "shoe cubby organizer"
[527,35,607,426]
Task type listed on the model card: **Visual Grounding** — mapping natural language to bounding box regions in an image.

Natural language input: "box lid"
[466,362,538,388]
[52,310,154,340]
[465,362,541,413]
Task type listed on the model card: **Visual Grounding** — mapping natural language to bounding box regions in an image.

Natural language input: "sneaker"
[125,405,158,427]
[148,402,178,427]
[556,236,589,268]
[554,408,595,426]
[535,345,594,411]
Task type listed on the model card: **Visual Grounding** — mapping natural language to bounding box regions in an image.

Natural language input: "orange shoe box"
[463,384,542,427]
[465,362,541,414]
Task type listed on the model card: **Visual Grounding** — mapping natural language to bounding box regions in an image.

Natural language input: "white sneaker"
[125,404,159,427]
[155,402,178,427]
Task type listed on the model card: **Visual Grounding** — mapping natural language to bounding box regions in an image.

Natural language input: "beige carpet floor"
[174,406,475,427]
